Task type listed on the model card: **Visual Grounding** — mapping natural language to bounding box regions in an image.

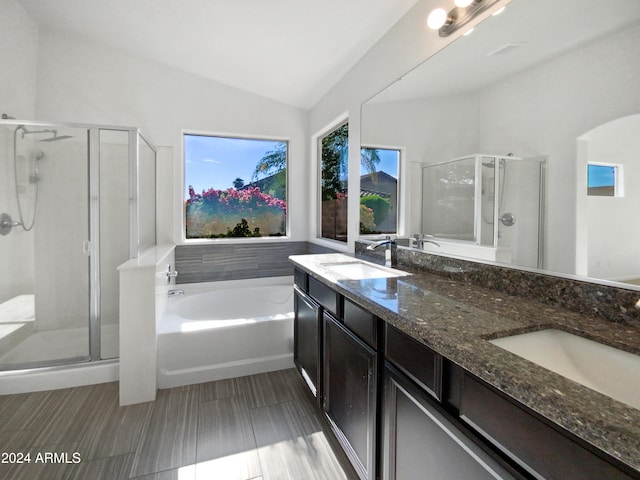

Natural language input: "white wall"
[307,0,510,251]
[478,23,640,274]
[362,94,481,234]
[34,29,310,244]
[580,115,640,281]
[0,0,39,119]
[350,16,640,276]
[0,0,39,304]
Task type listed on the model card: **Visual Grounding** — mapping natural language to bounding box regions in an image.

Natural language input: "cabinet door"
[294,287,322,401]
[382,364,519,480]
[324,313,378,480]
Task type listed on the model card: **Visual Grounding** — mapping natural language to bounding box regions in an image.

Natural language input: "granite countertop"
[289,253,640,474]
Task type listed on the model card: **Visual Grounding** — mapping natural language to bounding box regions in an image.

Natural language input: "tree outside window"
[184,134,287,239]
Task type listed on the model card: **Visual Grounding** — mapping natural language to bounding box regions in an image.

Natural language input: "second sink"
[489,328,640,410]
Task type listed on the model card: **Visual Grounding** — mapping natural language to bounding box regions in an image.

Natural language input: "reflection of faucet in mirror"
[413,233,440,250]
[367,236,397,268]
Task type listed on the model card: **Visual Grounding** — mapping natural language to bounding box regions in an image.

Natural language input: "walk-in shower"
[421,154,545,268]
[0,118,156,376]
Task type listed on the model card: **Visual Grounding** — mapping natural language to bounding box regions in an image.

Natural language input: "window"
[587,163,620,197]
[360,147,400,234]
[320,123,349,242]
[184,134,287,239]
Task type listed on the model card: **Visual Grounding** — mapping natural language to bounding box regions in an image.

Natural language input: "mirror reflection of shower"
[10,124,73,232]
[421,154,545,269]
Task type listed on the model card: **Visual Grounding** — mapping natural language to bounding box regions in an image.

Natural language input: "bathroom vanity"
[290,253,640,480]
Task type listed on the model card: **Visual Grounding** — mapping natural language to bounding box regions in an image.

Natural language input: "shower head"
[18,126,73,142]
[39,133,73,142]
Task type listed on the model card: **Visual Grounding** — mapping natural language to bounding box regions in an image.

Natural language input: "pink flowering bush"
[186,185,286,238]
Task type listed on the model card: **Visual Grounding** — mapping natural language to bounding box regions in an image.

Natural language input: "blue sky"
[587,164,615,188]
[185,135,399,199]
[185,135,285,198]
[369,148,399,178]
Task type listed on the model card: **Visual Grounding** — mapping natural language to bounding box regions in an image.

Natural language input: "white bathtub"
[157,276,294,388]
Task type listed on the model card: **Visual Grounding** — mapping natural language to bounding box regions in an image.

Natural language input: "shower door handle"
[82,240,92,256]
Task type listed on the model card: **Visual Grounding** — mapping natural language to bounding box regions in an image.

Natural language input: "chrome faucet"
[413,233,441,249]
[367,236,397,267]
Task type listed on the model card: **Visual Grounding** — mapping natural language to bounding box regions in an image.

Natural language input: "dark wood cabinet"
[382,363,519,480]
[385,323,442,401]
[293,287,322,402]
[323,312,378,480]
[460,372,636,480]
[291,266,639,480]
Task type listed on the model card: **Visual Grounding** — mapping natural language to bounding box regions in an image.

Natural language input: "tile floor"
[0,368,357,480]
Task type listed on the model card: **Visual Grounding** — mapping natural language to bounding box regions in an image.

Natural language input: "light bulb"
[454,0,474,7]
[427,8,448,30]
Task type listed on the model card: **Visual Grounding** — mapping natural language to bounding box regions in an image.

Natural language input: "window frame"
[587,162,623,197]
[181,130,291,244]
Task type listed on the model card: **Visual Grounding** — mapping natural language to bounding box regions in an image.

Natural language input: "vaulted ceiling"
[18,0,420,109]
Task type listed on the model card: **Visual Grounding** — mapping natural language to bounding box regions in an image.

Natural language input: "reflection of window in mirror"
[587,163,622,197]
[320,122,349,242]
[360,147,400,235]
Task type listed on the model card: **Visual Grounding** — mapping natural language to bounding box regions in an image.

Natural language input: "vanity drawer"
[343,297,377,349]
[460,373,635,480]
[385,324,442,400]
[308,275,338,317]
[294,268,308,293]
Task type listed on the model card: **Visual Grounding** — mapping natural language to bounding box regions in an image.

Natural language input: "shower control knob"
[0,213,21,236]
[500,212,516,227]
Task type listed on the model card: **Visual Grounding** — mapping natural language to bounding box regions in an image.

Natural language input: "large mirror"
[361,0,640,288]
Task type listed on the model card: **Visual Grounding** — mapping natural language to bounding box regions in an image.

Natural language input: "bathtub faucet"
[367,236,397,268]
[168,289,185,297]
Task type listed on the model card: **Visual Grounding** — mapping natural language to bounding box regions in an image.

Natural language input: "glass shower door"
[0,124,91,369]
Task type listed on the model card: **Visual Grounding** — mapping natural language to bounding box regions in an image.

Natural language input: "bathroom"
[1,0,640,478]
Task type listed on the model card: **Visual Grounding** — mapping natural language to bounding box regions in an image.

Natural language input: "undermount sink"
[320,261,409,280]
[489,329,640,410]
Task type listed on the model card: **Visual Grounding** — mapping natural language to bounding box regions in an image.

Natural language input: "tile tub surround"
[289,253,640,475]
[176,241,338,284]
[355,240,640,327]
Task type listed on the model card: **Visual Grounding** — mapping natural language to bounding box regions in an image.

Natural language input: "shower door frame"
[0,119,155,371]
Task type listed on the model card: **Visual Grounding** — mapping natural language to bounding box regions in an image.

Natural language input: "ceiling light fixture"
[427,0,505,37]
[427,8,450,30]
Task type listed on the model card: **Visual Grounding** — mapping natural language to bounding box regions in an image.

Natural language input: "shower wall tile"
[175,242,338,284]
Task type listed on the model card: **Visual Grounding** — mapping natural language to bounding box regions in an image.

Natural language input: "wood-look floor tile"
[65,452,134,480]
[131,464,196,480]
[1,389,63,432]
[250,401,354,480]
[196,394,261,480]
[57,383,122,446]
[0,441,79,480]
[77,397,152,460]
[156,382,199,399]
[242,369,301,409]
[0,391,33,430]
[5,387,94,448]
[199,376,245,403]
[130,388,199,477]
